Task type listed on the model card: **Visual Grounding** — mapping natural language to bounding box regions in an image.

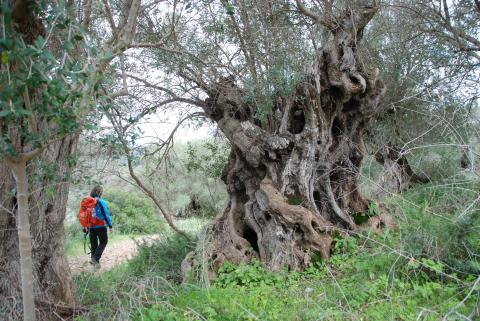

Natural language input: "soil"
[68,234,160,274]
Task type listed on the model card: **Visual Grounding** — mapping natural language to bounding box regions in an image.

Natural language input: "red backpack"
[77,197,104,228]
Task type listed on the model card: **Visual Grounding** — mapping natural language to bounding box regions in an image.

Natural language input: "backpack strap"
[95,198,106,218]
[97,199,105,217]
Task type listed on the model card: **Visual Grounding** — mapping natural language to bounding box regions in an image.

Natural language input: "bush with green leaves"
[102,189,164,235]
[185,139,230,179]
[73,233,196,320]
[131,233,477,321]
[389,180,480,276]
[409,147,464,182]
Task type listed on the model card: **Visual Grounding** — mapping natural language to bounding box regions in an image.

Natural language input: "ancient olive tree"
[194,0,389,276]
[0,0,141,320]
[129,0,389,277]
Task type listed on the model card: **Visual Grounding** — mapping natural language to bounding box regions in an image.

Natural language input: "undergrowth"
[73,182,480,321]
[133,231,478,321]
[73,233,195,321]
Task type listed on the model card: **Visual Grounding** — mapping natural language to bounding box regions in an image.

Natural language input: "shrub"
[127,234,195,282]
[73,234,196,320]
[102,189,164,235]
[388,180,480,277]
[410,147,463,181]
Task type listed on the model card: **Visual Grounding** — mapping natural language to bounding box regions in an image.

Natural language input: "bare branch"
[82,0,93,30]
[109,55,129,99]
[102,0,117,33]
[295,0,321,22]
[126,73,205,108]
[106,108,191,240]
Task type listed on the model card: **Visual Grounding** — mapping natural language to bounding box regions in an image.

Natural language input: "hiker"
[83,185,113,266]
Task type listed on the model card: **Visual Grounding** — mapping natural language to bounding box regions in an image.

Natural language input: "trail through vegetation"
[68,235,160,274]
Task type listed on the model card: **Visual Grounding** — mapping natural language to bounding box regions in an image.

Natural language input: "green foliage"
[126,181,479,320]
[410,147,464,182]
[73,233,196,320]
[390,181,480,276]
[185,139,230,179]
[131,238,477,321]
[331,235,357,256]
[102,189,164,235]
[64,221,84,256]
[241,65,304,121]
[353,201,379,225]
[367,201,378,216]
[214,260,285,288]
[0,2,96,158]
[126,234,195,281]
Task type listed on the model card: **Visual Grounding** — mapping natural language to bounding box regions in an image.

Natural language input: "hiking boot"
[89,258,99,266]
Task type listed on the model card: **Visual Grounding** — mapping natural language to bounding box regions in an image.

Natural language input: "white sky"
[139,112,214,143]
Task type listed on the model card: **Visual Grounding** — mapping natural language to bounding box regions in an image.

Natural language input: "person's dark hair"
[90,185,103,198]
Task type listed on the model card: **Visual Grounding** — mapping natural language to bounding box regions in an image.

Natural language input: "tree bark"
[0,135,79,321]
[0,2,79,319]
[374,143,430,194]
[7,159,35,321]
[182,2,389,279]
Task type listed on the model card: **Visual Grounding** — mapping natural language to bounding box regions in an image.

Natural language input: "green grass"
[73,233,196,321]
[131,229,478,321]
[386,180,480,276]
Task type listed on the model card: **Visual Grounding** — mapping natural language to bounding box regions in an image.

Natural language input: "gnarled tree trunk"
[374,142,430,195]
[183,2,389,279]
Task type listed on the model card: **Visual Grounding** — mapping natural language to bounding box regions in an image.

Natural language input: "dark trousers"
[89,227,108,262]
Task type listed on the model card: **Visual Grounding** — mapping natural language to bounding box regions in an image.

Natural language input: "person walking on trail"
[84,186,113,266]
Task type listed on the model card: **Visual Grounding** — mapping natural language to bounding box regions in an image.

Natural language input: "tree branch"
[295,0,321,22]
[82,0,93,30]
[106,109,191,240]
[109,55,128,99]
[126,73,205,108]
[102,0,117,34]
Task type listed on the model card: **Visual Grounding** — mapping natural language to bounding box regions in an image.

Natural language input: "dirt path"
[68,234,160,274]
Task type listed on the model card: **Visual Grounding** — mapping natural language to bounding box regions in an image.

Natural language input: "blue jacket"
[90,198,113,229]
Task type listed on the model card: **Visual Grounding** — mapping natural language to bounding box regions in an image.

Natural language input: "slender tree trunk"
[0,134,78,321]
[7,159,35,321]
[182,2,391,279]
